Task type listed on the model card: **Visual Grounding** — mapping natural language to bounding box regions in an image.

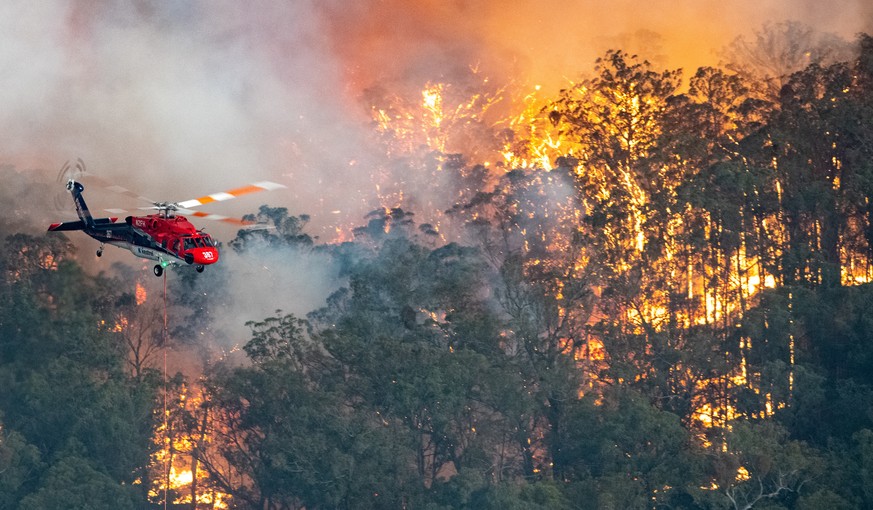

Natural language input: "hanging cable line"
[162,271,169,510]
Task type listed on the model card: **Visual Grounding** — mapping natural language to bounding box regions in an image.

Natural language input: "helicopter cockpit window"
[183,238,195,250]
[202,237,214,247]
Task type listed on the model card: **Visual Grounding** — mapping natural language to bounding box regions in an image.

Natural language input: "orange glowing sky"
[327,0,873,92]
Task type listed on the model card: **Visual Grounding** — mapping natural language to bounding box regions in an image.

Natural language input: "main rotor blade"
[60,166,158,204]
[84,175,157,204]
[174,208,255,225]
[176,181,286,209]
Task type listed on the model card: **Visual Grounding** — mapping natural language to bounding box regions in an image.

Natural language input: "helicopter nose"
[193,248,219,265]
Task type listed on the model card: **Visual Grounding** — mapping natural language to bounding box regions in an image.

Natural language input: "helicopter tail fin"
[48,180,111,232]
[66,180,97,229]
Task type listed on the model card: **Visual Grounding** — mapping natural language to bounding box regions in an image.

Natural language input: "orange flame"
[135,281,147,305]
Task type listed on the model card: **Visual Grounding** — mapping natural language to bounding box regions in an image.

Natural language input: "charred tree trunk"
[820,210,842,288]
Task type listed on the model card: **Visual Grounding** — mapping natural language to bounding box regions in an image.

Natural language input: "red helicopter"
[48,172,285,277]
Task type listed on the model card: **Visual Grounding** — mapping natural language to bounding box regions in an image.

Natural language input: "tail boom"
[47,217,118,232]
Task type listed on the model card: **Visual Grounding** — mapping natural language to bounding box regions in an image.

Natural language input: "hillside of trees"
[2,26,873,510]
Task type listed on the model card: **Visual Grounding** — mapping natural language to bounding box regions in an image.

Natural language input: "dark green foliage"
[0,234,158,508]
[557,387,700,508]
[203,312,420,509]
[465,481,571,510]
[17,456,137,510]
[0,428,41,510]
[230,205,314,253]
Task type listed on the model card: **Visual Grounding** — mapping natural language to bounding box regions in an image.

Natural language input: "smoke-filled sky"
[3,0,870,233]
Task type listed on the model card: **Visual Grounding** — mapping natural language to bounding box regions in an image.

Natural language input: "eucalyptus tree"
[0,233,157,507]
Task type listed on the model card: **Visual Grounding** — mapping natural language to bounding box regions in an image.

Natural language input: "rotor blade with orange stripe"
[176,181,286,209]
[179,209,256,226]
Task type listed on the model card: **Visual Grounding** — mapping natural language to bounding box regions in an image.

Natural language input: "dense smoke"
[2,0,870,341]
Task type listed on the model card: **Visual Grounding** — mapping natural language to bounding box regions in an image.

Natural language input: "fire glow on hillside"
[134,45,873,502]
[10,2,865,507]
